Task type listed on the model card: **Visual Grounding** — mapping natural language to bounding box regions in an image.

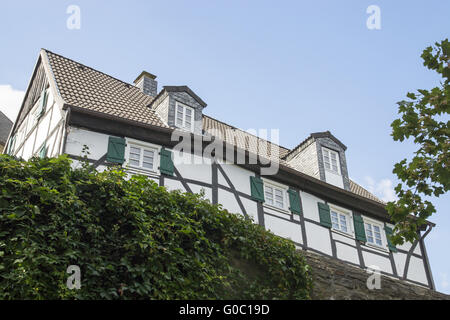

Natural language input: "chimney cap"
[133,71,157,84]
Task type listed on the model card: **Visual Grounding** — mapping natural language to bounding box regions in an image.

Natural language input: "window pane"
[367,236,374,243]
[331,211,338,220]
[339,214,347,232]
[265,186,273,205]
[375,238,382,246]
[130,159,139,167]
[176,106,184,125]
[332,222,339,229]
[143,161,153,169]
[275,191,283,202]
[144,149,154,157]
[130,146,141,163]
[130,153,140,160]
[143,156,153,167]
[185,108,192,117]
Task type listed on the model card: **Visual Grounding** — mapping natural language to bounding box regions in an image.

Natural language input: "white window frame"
[124,138,160,175]
[174,101,195,132]
[363,216,388,251]
[262,179,289,213]
[322,147,341,175]
[329,204,354,237]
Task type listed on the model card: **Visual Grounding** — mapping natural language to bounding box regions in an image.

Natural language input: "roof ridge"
[43,49,143,92]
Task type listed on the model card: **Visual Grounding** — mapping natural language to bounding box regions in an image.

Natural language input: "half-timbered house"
[3,49,436,290]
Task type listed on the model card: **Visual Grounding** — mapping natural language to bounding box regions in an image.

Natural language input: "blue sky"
[0,0,448,293]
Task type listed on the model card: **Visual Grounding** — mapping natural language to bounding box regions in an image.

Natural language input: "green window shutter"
[353,213,367,242]
[39,145,47,159]
[384,225,397,253]
[287,188,302,215]
[159,148,174,176]
[250,176,264,202]
[37,89,48,119]
[318,202,332,228]
[106,136,126,164]
[6,135,16,155]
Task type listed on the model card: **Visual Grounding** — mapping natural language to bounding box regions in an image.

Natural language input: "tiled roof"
[43,49,383,205]
[0,111,13,145]
[203,115,291,160]
[45,50,167,127]
[349,180,384,203]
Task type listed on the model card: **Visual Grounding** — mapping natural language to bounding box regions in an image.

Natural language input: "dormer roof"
[149,85,207,108]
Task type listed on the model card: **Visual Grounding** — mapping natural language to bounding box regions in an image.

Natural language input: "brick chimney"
[134,71,157,97]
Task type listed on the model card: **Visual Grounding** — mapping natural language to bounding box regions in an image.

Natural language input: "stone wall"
[302,250,449,300]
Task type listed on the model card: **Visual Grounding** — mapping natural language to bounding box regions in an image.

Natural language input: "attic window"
[322,147,340,175]
[175,101,194,132]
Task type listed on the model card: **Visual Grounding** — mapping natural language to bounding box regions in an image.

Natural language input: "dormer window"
[175,102,194,132]
[322,147,340,175]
